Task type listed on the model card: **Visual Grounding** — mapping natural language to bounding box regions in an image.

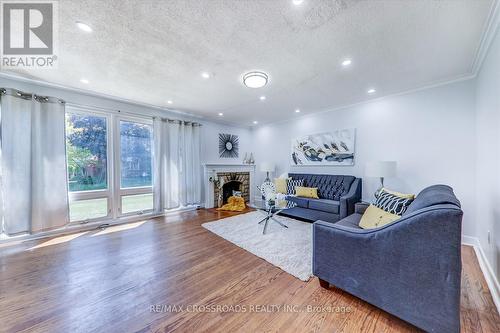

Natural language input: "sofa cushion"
[280,207,341,223]
[286,196,309,208]
[334,213,363,229]
[359,204,400,229]
[296,186,319,199]
[308,199,340,214]
[374,189,414,216]
[274,177,290,194]
[286,179,304,195]
[404,184,461,215]
[289,173,355,200]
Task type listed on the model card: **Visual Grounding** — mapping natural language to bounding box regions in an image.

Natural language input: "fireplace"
[214,172,250,207]
[203,164,256,209]
[222,181,242,204]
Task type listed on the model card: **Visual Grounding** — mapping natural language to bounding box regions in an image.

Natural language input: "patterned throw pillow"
[374,189,414,216]
[286,179,304,195]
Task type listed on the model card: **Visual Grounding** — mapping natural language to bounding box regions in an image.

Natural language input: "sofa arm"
[354,202,370,214]
[313,205,463,333]
[339,178,362,218]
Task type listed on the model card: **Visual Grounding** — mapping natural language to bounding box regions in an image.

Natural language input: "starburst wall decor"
[219,133,239,158]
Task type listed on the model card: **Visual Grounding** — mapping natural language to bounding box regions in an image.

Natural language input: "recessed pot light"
[76,21,92,32]
[167,100,173,104]
[295,109,301,113]
[80,78,89,84]
[367,88,376,94]
[253,121,258,125]
[243,71,268,89]
[260,96,266,101]
[342,59,352,66]
[292,0,304,5]
[218,113,224,116]
[201,72,210,79]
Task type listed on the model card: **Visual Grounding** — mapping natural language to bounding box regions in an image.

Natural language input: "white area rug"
[202,211,313,281]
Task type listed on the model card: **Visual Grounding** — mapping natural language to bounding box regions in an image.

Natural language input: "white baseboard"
[462,235,500,314]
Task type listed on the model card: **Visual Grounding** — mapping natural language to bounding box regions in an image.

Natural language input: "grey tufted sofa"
[281,173,362,223]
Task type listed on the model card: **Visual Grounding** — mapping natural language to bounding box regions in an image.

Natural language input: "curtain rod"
[66,102,202,126]
[1,87,65,104]
[0,88,202,126]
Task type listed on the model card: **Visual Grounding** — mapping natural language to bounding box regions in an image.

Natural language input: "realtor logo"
[1,0,58,68]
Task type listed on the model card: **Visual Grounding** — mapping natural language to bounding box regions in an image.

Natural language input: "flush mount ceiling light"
[218,112,224,116]
[80,78,89,84]
[342,59,352,66]
[260,96,266,101]
[292,0,304,5]
[167,100,173,104]
[201,72,210,79]
[295,109,301,113]
[253,121,258,125]
[76,21,92,32]
[243,71,268,89]
[367,88,376,94]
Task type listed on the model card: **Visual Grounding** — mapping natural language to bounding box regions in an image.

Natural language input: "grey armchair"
[313,185,463,333]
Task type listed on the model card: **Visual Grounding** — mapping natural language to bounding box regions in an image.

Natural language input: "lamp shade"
[260,162,275,173]
[365,161,397,178]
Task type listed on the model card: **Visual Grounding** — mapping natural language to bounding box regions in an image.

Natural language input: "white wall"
[252,79,477,236]
[475,26,500,280]
[201,121,253,165]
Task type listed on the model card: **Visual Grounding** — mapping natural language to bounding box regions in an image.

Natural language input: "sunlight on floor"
[91,221,146,237]
[27,231,89,251]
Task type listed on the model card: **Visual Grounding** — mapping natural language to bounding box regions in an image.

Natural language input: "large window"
[66,114,107,192]
[66,112,110,222]
[120,121,152,188]
[118,119,154,215]
[65,109,155,222]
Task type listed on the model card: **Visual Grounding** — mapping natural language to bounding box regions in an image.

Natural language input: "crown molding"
[255,73,475,128]
[471,0,500,75]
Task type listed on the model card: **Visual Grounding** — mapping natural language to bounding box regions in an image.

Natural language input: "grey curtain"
[153,118,201,211]
[1,89,69,235]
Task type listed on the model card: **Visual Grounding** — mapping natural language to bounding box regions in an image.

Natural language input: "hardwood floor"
[0,208,498,333]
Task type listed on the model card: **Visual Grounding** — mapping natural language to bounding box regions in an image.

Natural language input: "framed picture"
[291,129,355,166]
[219,133,239,158]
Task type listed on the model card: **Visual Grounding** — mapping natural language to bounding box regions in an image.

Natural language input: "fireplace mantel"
[203,163,256,208]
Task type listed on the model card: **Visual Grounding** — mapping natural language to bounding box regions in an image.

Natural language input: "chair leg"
[318,278,329,289]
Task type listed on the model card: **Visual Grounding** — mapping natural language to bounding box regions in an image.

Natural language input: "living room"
[0,1,499,332]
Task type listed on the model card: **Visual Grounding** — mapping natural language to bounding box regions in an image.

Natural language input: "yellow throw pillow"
[359,204,400,229]
[295,186,319,199]
[382,188,415,199]
[274,178,290,194]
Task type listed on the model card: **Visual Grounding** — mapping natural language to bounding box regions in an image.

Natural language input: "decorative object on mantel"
[242,153,249,164]
[219,133,239,158]
[291,129,355,166]
[365,161,397,197]
[248,152,255,164]
[260,162,275,182]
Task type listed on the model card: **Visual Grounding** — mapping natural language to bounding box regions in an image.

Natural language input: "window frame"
[114,115,154,217]
[65,107,113,223]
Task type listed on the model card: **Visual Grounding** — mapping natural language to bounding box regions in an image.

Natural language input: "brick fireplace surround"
[213,172,250,207]
[203,164,256,209]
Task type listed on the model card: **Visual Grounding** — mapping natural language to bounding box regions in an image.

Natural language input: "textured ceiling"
[2,0,495,125]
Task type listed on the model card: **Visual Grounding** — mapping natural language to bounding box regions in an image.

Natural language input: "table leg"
[270,216,288,228]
